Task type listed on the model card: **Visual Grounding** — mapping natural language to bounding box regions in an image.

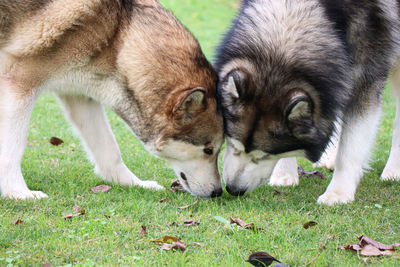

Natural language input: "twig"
[300,252,320,267]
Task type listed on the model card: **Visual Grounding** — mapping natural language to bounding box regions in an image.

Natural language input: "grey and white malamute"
[216,0,400,205]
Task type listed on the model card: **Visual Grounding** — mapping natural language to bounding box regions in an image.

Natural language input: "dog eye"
[203,148,213,155]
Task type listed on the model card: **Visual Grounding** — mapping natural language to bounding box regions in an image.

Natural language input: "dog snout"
[210,188,223,198]
[225,185,247,196]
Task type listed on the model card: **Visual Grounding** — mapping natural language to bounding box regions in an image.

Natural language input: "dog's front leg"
[0,77,47,199]
[317,105,382,205]
[269,157,299,186]
[57,94,164,190]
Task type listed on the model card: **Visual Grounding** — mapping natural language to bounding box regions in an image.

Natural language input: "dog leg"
[0,77,47,199]
[57,94,164,190]
[317,107,381,205]
[382,67,400,181]
[269,157,299,186]
[313,122,341,170]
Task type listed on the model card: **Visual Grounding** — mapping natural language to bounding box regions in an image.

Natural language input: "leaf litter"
[341,235,399,257]
[298,166,326,179]
[91,185,112,193]
[62,205,86,219]
[49,137,64,146]
[151,236,186,251]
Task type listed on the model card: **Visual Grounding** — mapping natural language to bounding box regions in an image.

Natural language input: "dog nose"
[210,188,223,198]
[226,185,246,196]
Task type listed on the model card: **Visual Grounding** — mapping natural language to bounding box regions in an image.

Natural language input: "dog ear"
[173,88,207,123]
[286,91,317,140]
[222,70,248,98]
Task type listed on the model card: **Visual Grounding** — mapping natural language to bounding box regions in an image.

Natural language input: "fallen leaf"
[178,199,198,210]
[230,217,260,231]
[159,197,168,203]
[298,166,326,179]
[360,245,392,257]
[182,220,200,226]
[151,236,179,245]
[359,235,400,251]
[139,226,147,237]
[14,219,24,225]
[273,189,282,195]
[303,221,318,229]
[170,180,184,192]
[160,241,186,251]
[62,206,86,219]
[49,137,64,146]
[91,185,112,193]
[102,214,110,219]
[247,251,281,267]
[342,235,399,258]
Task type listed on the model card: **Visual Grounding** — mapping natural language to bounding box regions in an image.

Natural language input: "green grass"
[1,0,399,266]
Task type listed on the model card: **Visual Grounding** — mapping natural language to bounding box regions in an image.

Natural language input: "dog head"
[115,3,224,197]
[215,0,352,196]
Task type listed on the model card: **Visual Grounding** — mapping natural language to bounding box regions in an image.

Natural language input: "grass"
[0,0,399,266]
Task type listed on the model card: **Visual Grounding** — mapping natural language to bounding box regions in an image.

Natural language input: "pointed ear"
[173,88,207,123]
[286,91,313,121]
[286,91,317,140]
[221,70,248,98]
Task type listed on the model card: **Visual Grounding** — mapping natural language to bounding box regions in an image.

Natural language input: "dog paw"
[269,173,299,186]
[313,158,335,170]
[3,190,48,200]
[317,190,354,205]
[137,180,165,190]
[381,168,400,181]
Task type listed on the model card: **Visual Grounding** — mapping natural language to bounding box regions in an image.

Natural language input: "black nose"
[226,185,246,196]
[210,188,223,198]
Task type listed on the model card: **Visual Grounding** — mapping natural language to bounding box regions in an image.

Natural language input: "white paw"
[3,189,48,200]
[381,168,400,181]
[137,180,165,190]
[313,158,335,170]
[317,190,354,205]
[269,173,299,186]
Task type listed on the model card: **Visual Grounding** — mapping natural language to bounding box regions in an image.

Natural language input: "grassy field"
[1,0,399,266]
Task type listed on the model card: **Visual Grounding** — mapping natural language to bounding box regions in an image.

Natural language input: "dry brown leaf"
[49,137,64,146]
[247,251,281,267]
[230,217,261,231]
[151,236,179,245]
[91,185,112,193]
[298,166,326,179]
[182,220,200,226]
[359,235,400,251]
[360,245,393,257]
[139,225,147,237]
[178,199,198,210]
[62,206,86,219]
[160,241,186,251]
[14,219,24,225]
[159,197,168,203]
[303,221,318,229]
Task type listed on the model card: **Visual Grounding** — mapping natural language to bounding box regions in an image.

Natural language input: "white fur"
[269,157,299,186]
[313,122,341,170]
[382,66,400,180]
[223,138,304,192]
[0,67,163,199]
[57,94,163,190]
[318,108,382,205]
[0,76,48,199]
[156,138,223,197]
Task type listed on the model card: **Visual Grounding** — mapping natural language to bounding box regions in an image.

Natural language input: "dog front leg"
[0,77,47,199]
[317,106,381,205]
[57,94,164,190]
[269,157,299,186]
